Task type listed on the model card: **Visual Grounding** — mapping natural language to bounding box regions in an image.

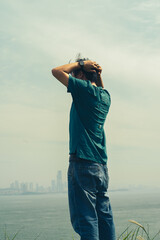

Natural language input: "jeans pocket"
[76,165,99,193]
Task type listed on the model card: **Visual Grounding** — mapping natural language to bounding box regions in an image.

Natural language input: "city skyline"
[1,168,160,195]
[0,170,67,194]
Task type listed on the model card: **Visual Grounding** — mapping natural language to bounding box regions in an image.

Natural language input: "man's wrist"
[66,62,80,73]
[79,60,84,70]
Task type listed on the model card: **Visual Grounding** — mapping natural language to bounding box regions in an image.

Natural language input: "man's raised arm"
[51,60,103,87]
[96,67,104,88]
[51,62,80,87]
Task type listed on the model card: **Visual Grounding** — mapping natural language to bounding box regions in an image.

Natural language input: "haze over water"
[0,191,160,240]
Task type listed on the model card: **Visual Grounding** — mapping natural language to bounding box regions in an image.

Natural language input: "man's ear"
[76,70,83,79]
[79,71,83,78]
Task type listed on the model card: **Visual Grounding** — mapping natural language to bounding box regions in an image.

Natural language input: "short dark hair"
[73,56,98,83]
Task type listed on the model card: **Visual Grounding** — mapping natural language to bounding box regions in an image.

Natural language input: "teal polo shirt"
[67,75,111,165]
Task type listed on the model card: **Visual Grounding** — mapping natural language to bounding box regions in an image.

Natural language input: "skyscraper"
[29,182,33,192]
[51,180,56,192]
[57,170,63,192]
[15,180,19,191]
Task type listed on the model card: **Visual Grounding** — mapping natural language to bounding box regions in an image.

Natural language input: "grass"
[2,224,42,240]
[117,220,160,240]
[1,220,160,240]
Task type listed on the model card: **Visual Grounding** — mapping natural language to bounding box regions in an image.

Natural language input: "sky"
[0,0,160,189]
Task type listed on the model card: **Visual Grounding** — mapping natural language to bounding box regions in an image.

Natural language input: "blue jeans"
[67,158,116,240]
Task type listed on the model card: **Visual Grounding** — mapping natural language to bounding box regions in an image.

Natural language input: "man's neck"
[91,82,97,87]
[79,75,97,87]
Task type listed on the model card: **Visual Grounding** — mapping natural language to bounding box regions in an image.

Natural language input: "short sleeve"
[67,74,90,98]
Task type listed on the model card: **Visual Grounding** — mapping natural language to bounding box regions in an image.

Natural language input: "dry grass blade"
[129,220,150,240]
[137,236,145,240]
[129,220,144,229]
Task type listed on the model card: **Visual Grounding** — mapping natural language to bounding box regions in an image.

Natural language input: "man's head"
[72,57,98,83]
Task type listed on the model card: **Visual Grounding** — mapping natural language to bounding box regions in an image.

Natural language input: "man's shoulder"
[103,88,111,97]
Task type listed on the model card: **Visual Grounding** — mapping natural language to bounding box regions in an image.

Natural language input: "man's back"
[67,75,111,164]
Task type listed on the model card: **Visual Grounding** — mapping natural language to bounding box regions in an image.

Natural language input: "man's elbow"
[51,68,58,78]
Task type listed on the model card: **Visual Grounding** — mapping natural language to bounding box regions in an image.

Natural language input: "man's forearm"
[52,62,80,75]
[51,62,81,87]
[96,73,104,88]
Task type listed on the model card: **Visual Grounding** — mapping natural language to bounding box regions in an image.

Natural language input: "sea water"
[0,191,160,240]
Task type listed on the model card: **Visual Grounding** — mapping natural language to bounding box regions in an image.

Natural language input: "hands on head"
[83,60,102,75]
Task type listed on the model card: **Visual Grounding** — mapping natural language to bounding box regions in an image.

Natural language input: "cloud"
[2,0,160,89]
[0,0,160,188]
[0,103,69,142]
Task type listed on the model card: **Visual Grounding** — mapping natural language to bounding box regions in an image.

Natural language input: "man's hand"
[96,65,102,75]
[84,60,102,73]
[83,60,104,88]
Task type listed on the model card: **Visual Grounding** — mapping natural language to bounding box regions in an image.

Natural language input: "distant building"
[29,182,33,192]
[39,185,44,192]
[10,182,15,189]
[36,183,39,192]
[20,183,28,193]
[7,171,67,195]
[15,180,19,191]
[57,170,63,192]
[51,180,56,192]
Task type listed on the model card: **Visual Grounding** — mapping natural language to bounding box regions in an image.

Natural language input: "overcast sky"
[0,0,160,189]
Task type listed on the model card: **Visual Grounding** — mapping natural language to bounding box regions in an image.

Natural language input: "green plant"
[1,220,160,240]
[117,220,160,240]
[2,225,42,240]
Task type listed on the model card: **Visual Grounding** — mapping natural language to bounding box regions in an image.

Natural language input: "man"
[51,57,116,240]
